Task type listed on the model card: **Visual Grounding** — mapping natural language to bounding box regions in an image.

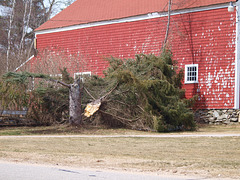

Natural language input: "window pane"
[186,65,198,83]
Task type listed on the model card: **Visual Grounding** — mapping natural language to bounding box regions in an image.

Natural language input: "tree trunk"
[69,78,82,125]
[19,1,28,57]
[6,0,16,72]
[19,0,33,58]
[163,0,172,49]
[46,0,56,20]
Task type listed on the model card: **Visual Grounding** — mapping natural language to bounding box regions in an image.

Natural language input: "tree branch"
[100,83,119,101]
[83,87,96,100]
[48,78,71,88]
[99,110,140,123]
[163,0,172,49]
[6,0,16,72]
[47,0,56,20]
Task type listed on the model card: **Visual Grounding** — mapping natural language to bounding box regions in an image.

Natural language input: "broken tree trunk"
[163,0,172,49]
[69,78,82,125]
[3,71,85,126]
[83,83,119,117]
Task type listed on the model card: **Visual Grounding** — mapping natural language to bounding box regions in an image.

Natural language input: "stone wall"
[195,109,240,124]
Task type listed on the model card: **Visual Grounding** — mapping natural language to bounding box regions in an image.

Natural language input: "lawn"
[0,124,239,179]
[0,123,240,136]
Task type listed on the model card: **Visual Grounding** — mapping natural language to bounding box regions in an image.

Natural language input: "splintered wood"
[84,100,101,117]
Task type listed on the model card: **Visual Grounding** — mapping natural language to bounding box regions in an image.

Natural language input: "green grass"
[0,130,22,136]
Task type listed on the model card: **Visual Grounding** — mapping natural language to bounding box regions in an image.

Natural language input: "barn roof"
[35,0,233,31]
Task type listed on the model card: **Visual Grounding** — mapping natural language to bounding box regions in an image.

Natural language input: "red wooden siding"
[176,9,236,109]
[35,7,236,109]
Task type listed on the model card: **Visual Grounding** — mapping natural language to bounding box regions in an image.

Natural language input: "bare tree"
[19,0,33,57]
[1,0,76,75]
[163,0,172,48]
[46,0,56,20]
[6,0,16,72]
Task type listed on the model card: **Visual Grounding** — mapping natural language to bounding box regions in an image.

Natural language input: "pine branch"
[99,110,140,123]
[48,78,70,88]
[3,72,71,88]
[99,83,119,101]
[84,87,96,100]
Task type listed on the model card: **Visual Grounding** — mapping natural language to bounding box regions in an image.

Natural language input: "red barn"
[21,0,240,123]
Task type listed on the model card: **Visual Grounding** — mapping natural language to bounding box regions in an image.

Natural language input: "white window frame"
[185,64,198,84]
[74,72,91,82]
[27,77,35,92]
[50,74,63,79]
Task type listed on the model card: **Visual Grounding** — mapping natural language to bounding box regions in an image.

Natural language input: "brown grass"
[0,124,240,179]
[0,123,239,136]
[0,125,157,136]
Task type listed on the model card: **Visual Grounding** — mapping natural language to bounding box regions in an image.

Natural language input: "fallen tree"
[0,69,83,125]
[83,49,196,132]
[0,68,118,126]
[0,49,196,131]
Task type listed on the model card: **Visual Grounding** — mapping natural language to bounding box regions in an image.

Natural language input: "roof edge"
[35,2,232,35]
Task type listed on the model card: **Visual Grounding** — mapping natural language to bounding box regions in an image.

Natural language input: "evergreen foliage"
[0,49,196,131]
[85,49,196,131]
[0,75,29,110]
[0,70,70,125]
[31,84,69,125]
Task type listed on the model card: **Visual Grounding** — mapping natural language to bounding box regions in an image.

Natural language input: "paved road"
[0,162,200,180]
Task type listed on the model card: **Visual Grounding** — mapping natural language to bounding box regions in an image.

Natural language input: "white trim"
[36,3,231,35]
[14,55,34,72]
[234,1,240,109]
[50,74,63,78]
[74,71,91,79]
[185,64,198,84]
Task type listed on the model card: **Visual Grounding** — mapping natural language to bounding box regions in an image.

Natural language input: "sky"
[0,1,76,17]
[44,0,76,18]
[0,4,10,16]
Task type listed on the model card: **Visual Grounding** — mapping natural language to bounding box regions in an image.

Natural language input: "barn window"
[74,72,91,82]
[185,64,198,84]
[50,74,63,80]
